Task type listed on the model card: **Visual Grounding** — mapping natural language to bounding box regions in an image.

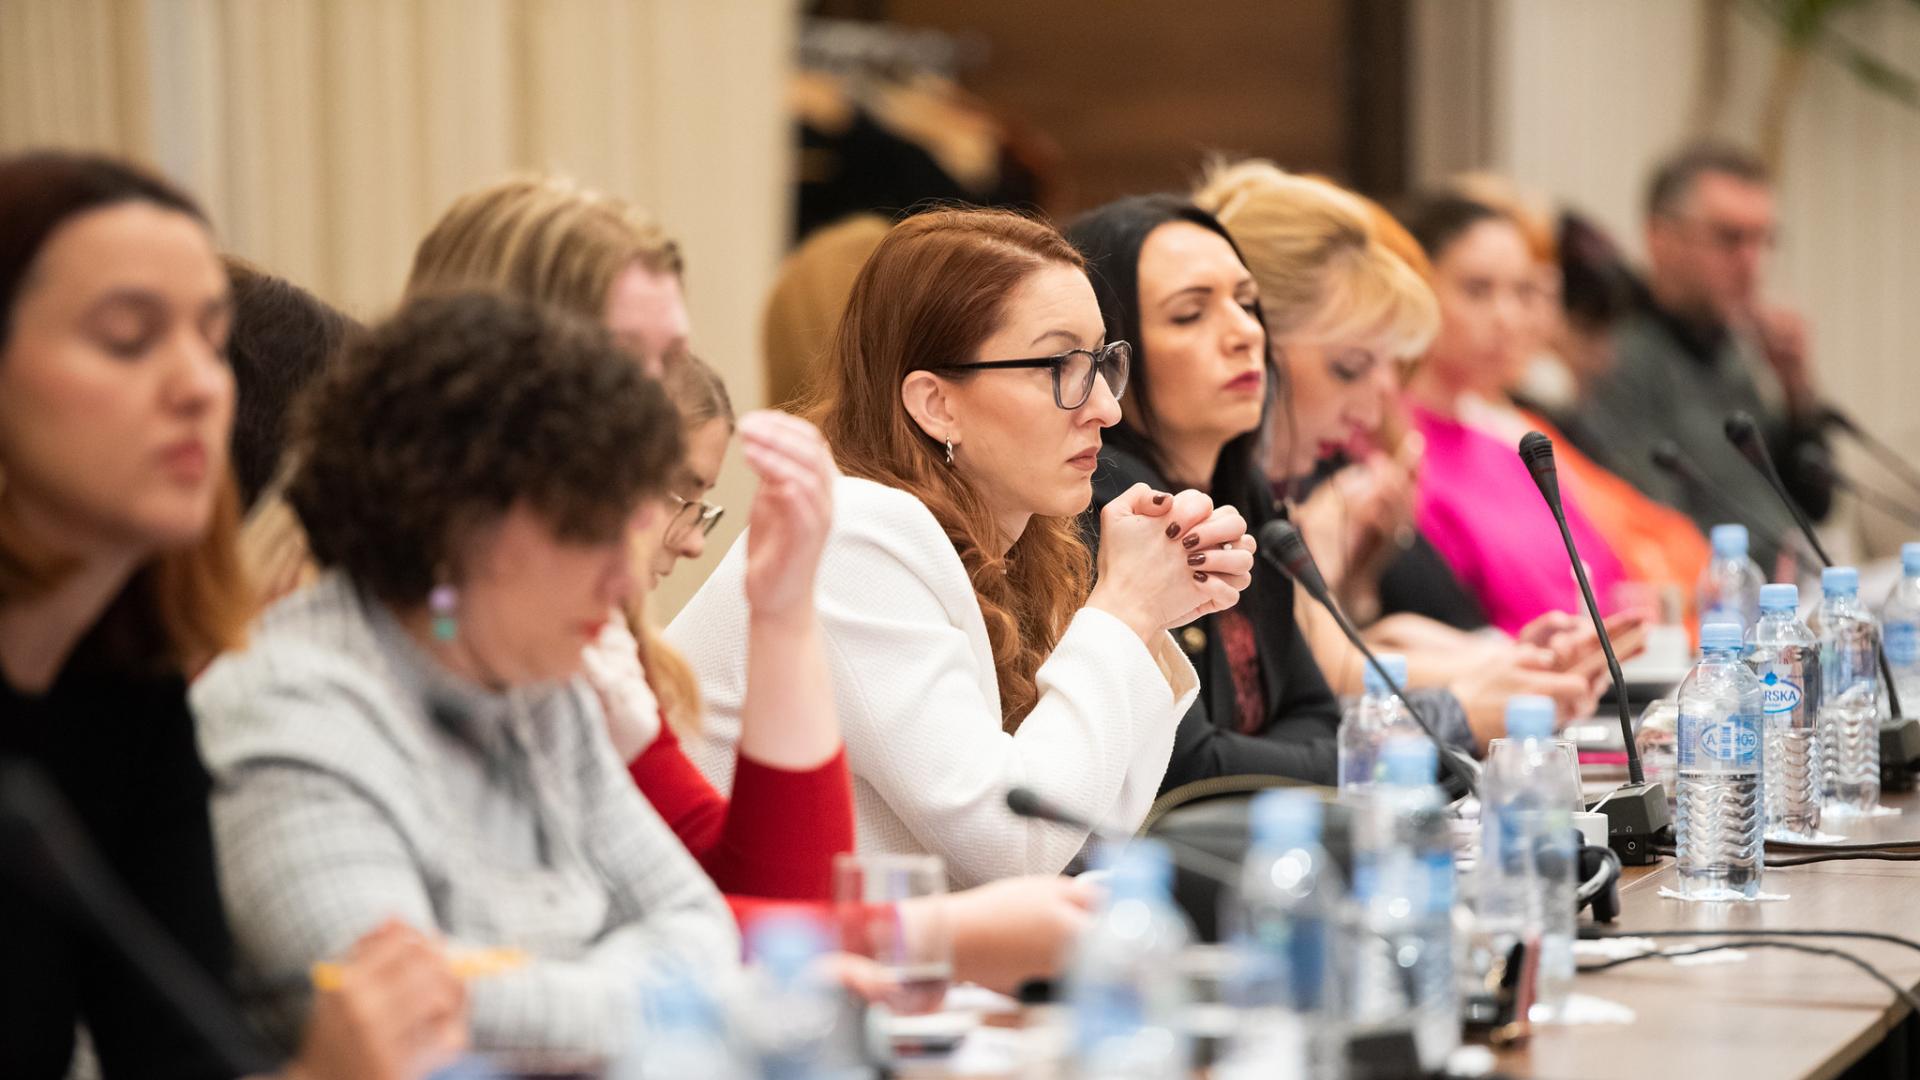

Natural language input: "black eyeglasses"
[665,492,723,541]
[939,340,1131,410]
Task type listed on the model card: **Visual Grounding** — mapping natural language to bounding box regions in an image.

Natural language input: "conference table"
[1496,786,1920,1080]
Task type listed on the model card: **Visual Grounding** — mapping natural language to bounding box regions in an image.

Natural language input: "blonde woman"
[1194,161,1618,745]
[406,175,690,376]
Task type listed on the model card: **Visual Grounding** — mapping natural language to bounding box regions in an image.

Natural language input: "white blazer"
[666,475,1198,888]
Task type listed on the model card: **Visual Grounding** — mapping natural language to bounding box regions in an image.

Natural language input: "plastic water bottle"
[620,968,749,1080]
[1698,523,1764,634]
[1676,622,1766,901]
[1068,841,1193,1080]
[1477,696,1577,1019]
[1224,788,1344,1080]
[1348,738,1459,1072]
[1338,653,1415,793]
[1879,542,1920,708]
[740,913,866,1080]
[1748,583,1823,840]
[1809,566,1882,814]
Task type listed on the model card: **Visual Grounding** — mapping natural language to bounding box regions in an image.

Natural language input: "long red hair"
[809,208,1093,732]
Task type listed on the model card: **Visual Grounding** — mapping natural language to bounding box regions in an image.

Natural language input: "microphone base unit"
[1880,718,1920,792]
[1592,781,1670,866]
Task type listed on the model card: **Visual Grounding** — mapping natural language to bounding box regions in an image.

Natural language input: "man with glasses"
[1574,142,1832,571]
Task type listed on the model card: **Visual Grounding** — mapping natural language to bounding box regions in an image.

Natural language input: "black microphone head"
[1650,440,1685,475]
[1517,430,1555,471]
[1005,787,1043,819]
[1517,431,1562,504]
[1724,411,1761,448]
[1257,518,1331,601]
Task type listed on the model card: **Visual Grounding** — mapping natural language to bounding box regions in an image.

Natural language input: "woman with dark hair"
[1396,193,1632,634]
[0,151,463,1080]
[670,207,1255,887]
[1067,195,1361,788]
[192,291,741,1060]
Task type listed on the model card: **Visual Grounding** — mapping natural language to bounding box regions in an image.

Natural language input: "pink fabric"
[1409,401,1627,634]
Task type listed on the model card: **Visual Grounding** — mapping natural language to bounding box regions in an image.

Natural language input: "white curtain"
[0,0,795,615]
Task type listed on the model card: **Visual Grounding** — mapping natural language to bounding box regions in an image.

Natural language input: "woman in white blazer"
[669,208,1256,887]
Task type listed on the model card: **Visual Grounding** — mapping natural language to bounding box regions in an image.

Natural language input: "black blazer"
[1084,446,1340,792]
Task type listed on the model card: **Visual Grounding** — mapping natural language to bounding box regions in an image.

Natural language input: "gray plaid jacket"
[191,573,737,1059]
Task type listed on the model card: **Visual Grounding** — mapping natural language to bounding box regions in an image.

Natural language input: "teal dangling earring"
[429,583,459,642]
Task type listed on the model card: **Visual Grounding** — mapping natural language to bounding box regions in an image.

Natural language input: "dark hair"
[0,152,206,348]
[1394,192,1508,267]
[0,151,248,670]
[224,258,361,511]
[1646,141,1770,220]
[288,290,683,606]
[1064,194,1275,500]
[1557,211,1645,333]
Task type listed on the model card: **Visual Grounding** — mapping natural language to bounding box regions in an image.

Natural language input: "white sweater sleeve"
[811,483,1197,886]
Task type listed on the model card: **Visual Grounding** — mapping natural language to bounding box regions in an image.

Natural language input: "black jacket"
[1084,447,1340,791]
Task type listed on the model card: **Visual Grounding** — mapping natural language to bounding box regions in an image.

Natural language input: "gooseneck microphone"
[0,762,279,1075]
[1005,786,1244,884]
[1255,518,1481,800]
[1724,412,1836,565]
[1824,406,1920,500]
[1649,440,1819,575]
[1724,412,1906,721]
[1518,431,1670,864]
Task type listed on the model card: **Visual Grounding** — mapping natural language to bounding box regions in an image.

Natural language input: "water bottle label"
[1680,711,1762,767]
[1759,669,1804,716]
[1889,621,1920,666]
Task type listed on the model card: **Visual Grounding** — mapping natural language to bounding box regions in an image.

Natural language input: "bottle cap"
[1504,694,1557,741]
[1903,542,1920,577]
[1101,839,1173,901]
[1710,523,1749,559]
[1759,583,1799,613]
[1700,621,1745,652]
[1823,565,1859,596]
[745,911,831,985]
[1249,788,1323,849]
[1380,736,1437,786]
[1361,653,1409,696]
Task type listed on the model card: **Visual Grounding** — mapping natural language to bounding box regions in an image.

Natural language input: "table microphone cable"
[1581,926,1920,957]
[1576,939,1920,1015]
[1653,840,1920,866]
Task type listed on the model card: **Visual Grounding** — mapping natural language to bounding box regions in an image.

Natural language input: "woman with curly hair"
[191,291,763,1061]
[669,207,1257,887]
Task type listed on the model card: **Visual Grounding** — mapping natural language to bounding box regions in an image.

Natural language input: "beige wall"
[0,0,793,616]
[1414,0,1920,558]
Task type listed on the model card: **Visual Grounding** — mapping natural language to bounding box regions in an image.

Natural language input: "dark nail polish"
[1193,570,1208,582]
[1166,523,1181,539]
[1151,493,1167,505]
[1182,535,1200,550]
[1187,553,1206,566]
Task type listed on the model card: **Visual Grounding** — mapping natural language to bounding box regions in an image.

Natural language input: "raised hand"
[740,410,837,624]
[1088,484,1255,641]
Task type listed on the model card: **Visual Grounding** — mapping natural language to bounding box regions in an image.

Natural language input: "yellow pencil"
[310,946,528,991]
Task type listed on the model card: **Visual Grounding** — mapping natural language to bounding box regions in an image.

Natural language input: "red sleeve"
[627,715,729,861]
[627,716,855,902]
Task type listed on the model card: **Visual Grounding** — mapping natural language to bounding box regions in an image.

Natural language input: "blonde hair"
[1193,159,1439,361]
[405,175,682,321]
[635,354,735,737]
[761,214,891,412]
